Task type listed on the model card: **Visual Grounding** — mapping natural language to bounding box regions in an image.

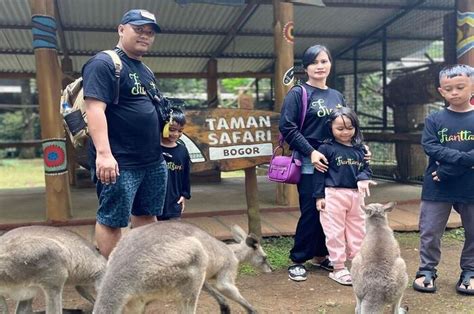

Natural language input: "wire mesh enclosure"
[331,0,453,182]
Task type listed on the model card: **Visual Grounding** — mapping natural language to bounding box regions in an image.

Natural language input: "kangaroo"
[0,226,106,314]
[351,202,408,314]
[93,221,272,314]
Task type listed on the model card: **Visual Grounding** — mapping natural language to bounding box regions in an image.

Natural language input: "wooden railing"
[0,140,42,149]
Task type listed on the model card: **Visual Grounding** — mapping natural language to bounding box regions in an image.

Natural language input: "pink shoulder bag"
[267,85,308,184]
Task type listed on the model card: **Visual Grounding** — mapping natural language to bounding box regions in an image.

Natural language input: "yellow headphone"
[162,109,174,138]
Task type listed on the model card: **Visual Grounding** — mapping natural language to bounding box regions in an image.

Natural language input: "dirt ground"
[5,236,474,314]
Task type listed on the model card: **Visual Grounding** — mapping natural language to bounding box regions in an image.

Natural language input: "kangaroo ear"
[383,202,396,212]
[231,225,247,243]
[245,234,259,249]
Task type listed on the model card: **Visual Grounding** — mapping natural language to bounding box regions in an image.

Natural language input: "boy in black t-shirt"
[158,108,191,220]
[413,64,474,295]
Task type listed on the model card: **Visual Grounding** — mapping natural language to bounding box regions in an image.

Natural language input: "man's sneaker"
[309,257,334,271]
[288,264,307,282]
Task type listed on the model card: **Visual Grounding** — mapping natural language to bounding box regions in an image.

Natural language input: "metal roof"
[0,0,454,77]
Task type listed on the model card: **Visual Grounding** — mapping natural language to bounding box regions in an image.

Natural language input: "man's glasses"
[129,25,156,37]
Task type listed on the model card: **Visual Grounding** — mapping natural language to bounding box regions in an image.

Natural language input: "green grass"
[0,158,45,188]
[442,228,465,242]
[239,229,465,276]
[239,236,294,275]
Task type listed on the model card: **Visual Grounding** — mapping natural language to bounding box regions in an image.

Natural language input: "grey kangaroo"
[93,221,272,314]
[351,202,408,314]
[0,226,106,314]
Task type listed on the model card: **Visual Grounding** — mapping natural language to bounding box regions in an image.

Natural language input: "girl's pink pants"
[320,187,365,270]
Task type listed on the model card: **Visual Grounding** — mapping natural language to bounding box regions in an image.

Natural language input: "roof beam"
[0,71,273,79]
[314,0,451,11]
[209,0,260,60]
[0,23,440,42]
[0,48,274,59]
[0,48,428,63]
[254,0,452,10]
[335,0,428,58]
[0,72,36,79]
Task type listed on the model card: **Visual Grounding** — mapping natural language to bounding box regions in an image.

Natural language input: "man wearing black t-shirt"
[83,9,167,258]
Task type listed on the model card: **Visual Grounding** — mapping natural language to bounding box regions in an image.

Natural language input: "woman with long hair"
[279,44,347,281]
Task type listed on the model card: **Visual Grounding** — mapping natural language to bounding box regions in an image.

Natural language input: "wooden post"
[207,58,219,108]
[236,87,262,237]
[457,0,474,66]
[196,58,221,182]
[30,0,72,221]
[273,0,298,206]
[273,0,293,113]
[245,164,262,237]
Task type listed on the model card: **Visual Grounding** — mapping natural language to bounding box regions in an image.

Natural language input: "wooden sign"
[182,109,280,172]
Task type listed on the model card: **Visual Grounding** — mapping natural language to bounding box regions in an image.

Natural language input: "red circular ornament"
[43,144,66,168]
[283,21,294,44]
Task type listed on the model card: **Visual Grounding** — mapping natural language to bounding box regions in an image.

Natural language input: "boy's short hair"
[170,107,186,126]
[439,64,474,82]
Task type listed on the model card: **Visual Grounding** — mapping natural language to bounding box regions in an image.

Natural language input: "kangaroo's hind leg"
[214,275,256,314]
[15,299,33,314]
[176,268,206,314]
[42,284,65,314]
[75,285,96,304]
[203,282,230,314]
[391,294,408,314]
[0,296,8,314]
[354,296,361,314]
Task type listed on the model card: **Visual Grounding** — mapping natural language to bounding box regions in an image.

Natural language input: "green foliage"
[221,78,254,93]
[425,41,444,59]
[156,78,205,94]
[0,111,25,141]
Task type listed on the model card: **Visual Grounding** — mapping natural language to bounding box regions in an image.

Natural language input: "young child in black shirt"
[413,64,474,295]
[313,107,376,286]
[157,108,191,220]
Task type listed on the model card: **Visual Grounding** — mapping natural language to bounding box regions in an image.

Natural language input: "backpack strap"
[103,49,122,105]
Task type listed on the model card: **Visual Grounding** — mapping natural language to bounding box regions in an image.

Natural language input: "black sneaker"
[288,264,307,282]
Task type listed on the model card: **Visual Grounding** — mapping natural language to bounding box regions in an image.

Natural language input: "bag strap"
[103,49,122,105]
[115,48,163,104]
[278,85,308,145]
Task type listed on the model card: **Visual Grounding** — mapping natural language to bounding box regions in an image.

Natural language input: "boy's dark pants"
[419,200,474,271]
[290,174,329,264]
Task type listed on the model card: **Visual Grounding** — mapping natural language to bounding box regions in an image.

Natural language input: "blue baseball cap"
[120,9,161,33]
